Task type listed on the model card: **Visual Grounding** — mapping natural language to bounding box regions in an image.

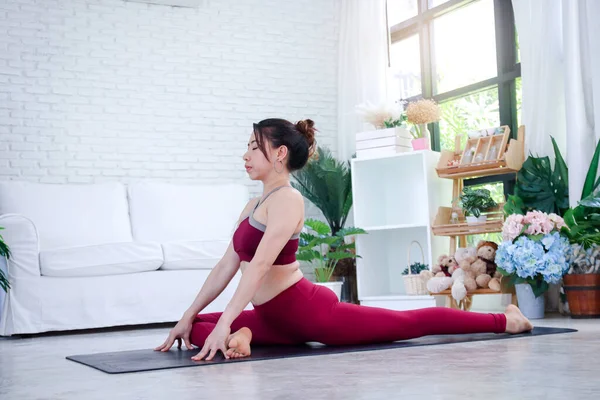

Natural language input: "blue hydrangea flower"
[496,232,569,284]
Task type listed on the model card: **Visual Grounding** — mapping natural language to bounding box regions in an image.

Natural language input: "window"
[389,34,422,100]
[387,0,521,206]
[432,0,497,94]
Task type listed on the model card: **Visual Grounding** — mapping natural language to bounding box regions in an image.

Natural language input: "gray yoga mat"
[66,326,577,374]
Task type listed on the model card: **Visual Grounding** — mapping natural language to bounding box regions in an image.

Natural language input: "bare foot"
[226,327,252,359]
[504,304,534,334]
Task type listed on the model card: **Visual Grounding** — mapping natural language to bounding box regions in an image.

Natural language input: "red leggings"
[190,278,507,347]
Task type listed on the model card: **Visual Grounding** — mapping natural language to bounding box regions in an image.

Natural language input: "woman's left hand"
[191,323,231,361]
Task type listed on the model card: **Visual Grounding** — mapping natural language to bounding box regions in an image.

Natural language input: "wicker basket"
[403,240,429,295]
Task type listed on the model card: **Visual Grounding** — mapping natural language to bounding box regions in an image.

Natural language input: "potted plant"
[495,211,570,319]
[405,98,441,150]
[559,138,600,317]
[402,262,429,276]
[292,146,359,302]
[0,226,10,293]
[459,187,498,224]
[296,218,367,300]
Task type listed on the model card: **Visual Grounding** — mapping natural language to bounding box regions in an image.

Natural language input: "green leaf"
[314,267,334,283]
[504,194,525,216]
[581,137,600,199]
[551,136,569,182]
[291,147,353,236]
[531,280,549,298]
[528,234,544,242]
[0,268,9,292]
[551,136,569,203]
[0,240,10,258]
[578,187,600,208]
[514,155,569,215]
[336,227,367,237]
[299,232,317,246]
[303,218,331,236]
[326,251,357,261]
[296,249,322,262]
[334,242,356,253]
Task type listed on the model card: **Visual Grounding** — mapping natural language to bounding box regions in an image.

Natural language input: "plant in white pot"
[296,219,367,300]
[459,187,498,224]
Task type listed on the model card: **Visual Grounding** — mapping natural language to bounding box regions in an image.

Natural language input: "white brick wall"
[0,0,340,197]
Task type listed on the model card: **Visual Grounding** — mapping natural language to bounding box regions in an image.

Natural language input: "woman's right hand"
[154,316,194,352]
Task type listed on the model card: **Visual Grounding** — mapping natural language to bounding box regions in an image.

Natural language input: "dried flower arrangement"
[405,99,441,139]
[355,102,405,130]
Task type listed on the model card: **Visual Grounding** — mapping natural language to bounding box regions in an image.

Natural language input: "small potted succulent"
[459,187,498,224]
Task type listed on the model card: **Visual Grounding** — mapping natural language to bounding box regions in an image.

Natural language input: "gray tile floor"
[1,314,598,400]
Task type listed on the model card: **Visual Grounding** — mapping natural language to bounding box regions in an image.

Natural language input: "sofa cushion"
[127,182,249,243]
[0,181,132,251]
[161,240,229,270]
[40,242,163,277]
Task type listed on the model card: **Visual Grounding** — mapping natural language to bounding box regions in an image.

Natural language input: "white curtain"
[337,0,388,161]
[513,0,600,206]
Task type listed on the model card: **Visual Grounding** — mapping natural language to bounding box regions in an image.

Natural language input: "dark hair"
[253,118,317,171]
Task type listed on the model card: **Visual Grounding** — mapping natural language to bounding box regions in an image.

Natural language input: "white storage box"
[355,127,413,159]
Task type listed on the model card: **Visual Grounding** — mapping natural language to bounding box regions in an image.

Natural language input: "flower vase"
[315,281,343,300]
[411,124,430,150]
[411,137,428,150]
[515,283,545,319]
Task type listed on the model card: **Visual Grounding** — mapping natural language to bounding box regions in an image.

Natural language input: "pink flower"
[523,211,559,235]
[548,213,566,229]
[503,214,525,242]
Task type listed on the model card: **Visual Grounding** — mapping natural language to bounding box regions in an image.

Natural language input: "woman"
[155,118,533,361]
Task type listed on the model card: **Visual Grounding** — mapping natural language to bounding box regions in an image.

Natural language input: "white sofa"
[0,181,250,336]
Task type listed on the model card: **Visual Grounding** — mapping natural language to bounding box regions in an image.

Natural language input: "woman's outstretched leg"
[302,286,532,346]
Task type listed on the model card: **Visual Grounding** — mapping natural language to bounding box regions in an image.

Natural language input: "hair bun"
[296,119,317,158]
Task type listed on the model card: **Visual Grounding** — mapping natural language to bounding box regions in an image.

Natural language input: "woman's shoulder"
[270,186,303,205]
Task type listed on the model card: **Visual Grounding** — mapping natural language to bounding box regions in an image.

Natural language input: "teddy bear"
[454,246,477,267]
[451,246,478,294]
[419,254,461,294]
[470,240,502,292]
[432,243,502,302]
[435,254,458,277]
[419,254,458,283]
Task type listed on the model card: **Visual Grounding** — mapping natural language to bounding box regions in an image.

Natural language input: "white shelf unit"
[351,150,453,310]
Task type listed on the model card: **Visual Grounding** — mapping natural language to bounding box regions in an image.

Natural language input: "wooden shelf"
[430,288,502,296]
[435,126,525,179]
[431,205,504,237]
[436,161,520,179]
[362,222,429,232]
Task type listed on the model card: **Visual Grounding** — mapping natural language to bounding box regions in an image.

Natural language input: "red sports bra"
[232,186,300,265]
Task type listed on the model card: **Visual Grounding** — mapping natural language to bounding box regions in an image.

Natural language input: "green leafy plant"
[383,114,407,128]
[291,147,352,237]
[296,219,367,283]
[561,137,600,252]
[504,136,569,216]
[0,226,11,293]
[402,262,429,275]
[459,187,498,218]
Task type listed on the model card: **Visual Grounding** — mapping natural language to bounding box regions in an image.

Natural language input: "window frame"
[388,0,521,150]
[388,0,520,194]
